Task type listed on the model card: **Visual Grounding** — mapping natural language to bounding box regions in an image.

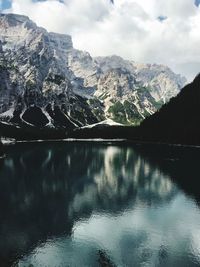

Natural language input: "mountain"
[0,13,98,130]
[70,53,186,124]
[139,74,200,145]
[0,13,186,134]
[70,74,200,147]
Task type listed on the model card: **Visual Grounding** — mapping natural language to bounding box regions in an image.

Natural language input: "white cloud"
[4,0,200,80]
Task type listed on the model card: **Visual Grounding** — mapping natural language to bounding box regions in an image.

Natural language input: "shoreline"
[3,138,200,149]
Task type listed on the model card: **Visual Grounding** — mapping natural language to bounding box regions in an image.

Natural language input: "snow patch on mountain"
[0,13,187,128]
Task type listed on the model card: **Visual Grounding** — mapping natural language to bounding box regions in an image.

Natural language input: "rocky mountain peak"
[49,32,73,51]
[0,13,73,52]
[0,13,187,129]
[0,13,30,26]
[95,55,135,74]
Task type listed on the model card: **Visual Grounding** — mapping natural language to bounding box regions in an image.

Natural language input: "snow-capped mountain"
[0,13,186,129]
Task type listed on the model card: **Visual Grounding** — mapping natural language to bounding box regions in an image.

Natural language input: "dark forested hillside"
[139,74,200,145]
[69,74,200,146]
[1,72,200,145]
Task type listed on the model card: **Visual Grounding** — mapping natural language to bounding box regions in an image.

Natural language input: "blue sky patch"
[157,16,168,22]
[1,0,11,10]
[195,0,200,7]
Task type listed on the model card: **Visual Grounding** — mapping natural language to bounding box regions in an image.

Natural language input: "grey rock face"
[0,14,98,128]
[0,14,186,128]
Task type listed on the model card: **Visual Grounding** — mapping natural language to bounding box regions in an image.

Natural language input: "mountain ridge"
[138,73,200,145]
[69,74,200,146]
[0,13,186,133]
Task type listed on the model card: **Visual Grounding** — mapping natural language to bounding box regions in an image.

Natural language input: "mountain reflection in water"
[0,142,200,267]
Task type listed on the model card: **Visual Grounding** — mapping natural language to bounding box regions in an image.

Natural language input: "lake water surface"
[0,142,200,267]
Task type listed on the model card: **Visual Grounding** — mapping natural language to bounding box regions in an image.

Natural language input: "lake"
[0,141,200,267]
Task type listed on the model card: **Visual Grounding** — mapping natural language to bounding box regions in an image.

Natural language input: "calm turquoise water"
[0,142,200,267]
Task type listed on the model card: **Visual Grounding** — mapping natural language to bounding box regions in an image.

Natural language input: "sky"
[1,0,200,80]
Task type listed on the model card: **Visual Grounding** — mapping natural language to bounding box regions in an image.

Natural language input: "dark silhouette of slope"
[1,74,200,144]
[139,74,200,145]
[68,73,200,145]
